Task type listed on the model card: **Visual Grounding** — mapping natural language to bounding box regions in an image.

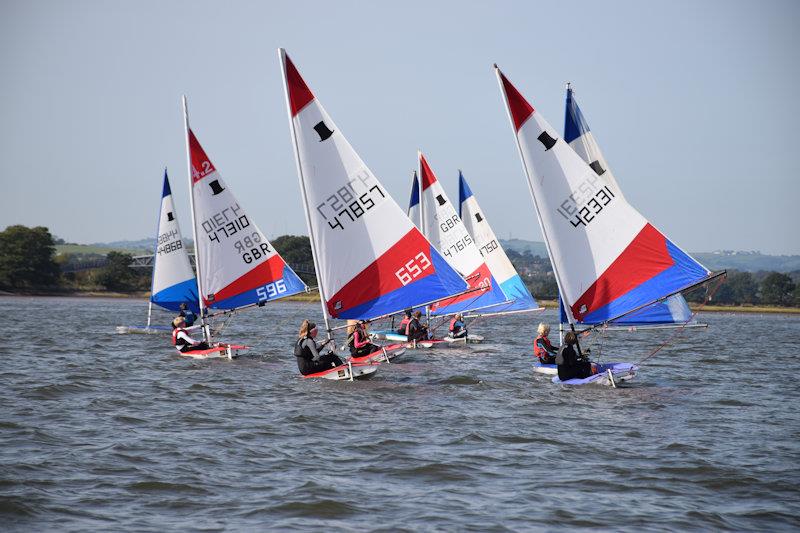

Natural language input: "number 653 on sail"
[395,252,432,286]
[256,280,287,301]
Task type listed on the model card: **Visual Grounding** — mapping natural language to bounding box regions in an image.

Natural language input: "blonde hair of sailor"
[346,319,358,336]
[298,320,317,339]
[537,323,550,336]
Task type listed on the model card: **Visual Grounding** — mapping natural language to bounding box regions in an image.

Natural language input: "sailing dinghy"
[495,66,723,386]
[117,169,200,335]
[458,171,543,317]
[180,96,307,359]
[279,49,471,371]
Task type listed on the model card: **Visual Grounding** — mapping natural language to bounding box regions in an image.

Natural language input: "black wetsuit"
[407,318,428,342]
[295,337,344,376]
[556,344,593,381]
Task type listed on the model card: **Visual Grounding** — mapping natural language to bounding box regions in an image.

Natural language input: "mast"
[278,48,333,339]
[494,66,575,327]
[181,95,211,343]
[417,153,431,327]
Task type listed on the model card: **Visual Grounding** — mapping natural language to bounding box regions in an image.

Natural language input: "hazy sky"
[2,0,798,254]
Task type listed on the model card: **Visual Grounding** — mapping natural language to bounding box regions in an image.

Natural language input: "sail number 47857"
[395,252,432,286]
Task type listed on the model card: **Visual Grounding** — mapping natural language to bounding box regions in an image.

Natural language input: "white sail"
[183,105,307,312]
[278,49,467,322]
[150,169,199,313]
[458,171,540,313]
[418,152,509,315]
[495,66,713,325]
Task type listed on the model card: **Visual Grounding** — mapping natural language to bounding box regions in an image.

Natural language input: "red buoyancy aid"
[398,317,411,333]
[449,318,458,332]
[533,335,554,360]
[172,328,188,347]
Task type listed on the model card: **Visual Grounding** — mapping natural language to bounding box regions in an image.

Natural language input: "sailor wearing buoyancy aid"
[533,323,558,364]
[171,316,210,353]
[449,313,467,339]
[294,320,344,375]
[347,320,381,357]
[396,309,412,335]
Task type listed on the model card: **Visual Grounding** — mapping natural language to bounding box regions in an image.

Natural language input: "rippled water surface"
[1,296,799,531]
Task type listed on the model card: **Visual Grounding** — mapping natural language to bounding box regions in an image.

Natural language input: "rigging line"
[632,274,726,367]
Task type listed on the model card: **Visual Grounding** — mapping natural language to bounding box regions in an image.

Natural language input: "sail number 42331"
[395,252,432,286]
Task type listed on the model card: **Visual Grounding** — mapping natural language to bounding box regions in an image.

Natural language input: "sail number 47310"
[395,252,432,286]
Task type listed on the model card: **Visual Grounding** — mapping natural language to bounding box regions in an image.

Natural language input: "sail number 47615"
[395,252,432,286]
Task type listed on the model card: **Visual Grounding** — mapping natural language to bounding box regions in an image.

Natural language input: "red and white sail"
[418,152,508,315]
[495,66,712,325]
[278,49,467,321]
[184,111,307,311]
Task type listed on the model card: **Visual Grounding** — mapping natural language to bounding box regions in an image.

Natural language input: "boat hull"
[348,343,406,364]
[551,362,638,386]
[176,344,249,360]
[302,363,378,380]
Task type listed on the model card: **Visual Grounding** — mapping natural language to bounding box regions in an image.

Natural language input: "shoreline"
[1,292,798,314]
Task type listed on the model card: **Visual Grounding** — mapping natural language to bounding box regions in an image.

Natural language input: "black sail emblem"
[435,195,446,206]
[589,160,606,176]
[537,131,557,151]
[167,212,174,222]
[475,213,483,223]
[208,179,225,195]
[314,121,335,142]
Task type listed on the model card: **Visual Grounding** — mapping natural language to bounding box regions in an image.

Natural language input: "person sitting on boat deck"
[294,320,344,376]
[406,310,429,342]
[556,331,595,381]
[533,323,558,364]
[396,309,413,335]
[348,320,381,357]
[171,316,210,353]
[448,313,467,339]
[179,302,197,327]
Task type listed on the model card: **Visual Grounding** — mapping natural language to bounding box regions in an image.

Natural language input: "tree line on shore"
[2,224,799,308]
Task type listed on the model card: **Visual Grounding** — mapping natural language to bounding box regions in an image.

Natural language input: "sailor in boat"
[533,323,558,364]
[178,303,197,327]
[294,320,344,376]
[396,309,413,335]
[347,320,382,357]
[407,310,430,342]
[171,316,210,353]
[448,313,467,339]
[556,331,597,381]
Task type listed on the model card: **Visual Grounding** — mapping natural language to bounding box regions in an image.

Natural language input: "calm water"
[1,296,798,531]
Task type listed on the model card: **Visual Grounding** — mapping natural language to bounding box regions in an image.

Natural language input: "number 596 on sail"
[395,252,432,285]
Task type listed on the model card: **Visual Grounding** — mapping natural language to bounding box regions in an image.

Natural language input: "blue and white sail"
[150,169,199,313]
[418,153,509,316]
[458,171,541,313]
[408,171,420,228]
[564,84,692,325]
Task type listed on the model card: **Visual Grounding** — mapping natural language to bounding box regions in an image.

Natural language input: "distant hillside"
[499,239,549,258]
[692,251,800,273]
[500,239,800,273]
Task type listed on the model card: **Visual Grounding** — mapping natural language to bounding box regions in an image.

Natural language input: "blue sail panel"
[152,278,200,313]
